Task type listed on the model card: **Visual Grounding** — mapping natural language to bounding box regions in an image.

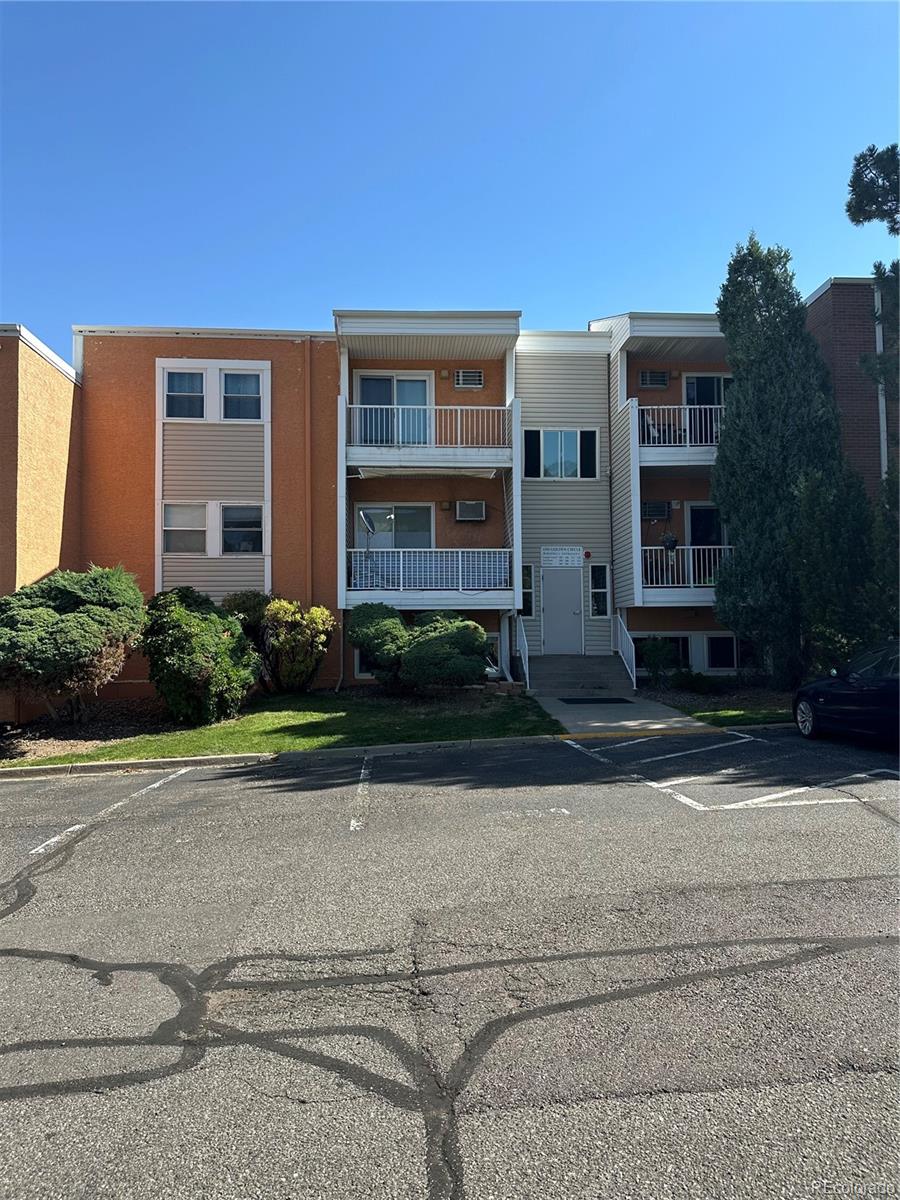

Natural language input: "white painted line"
[24,766,193,860]
[726,770,900,810]
[635,735,754,765]
[606,735,664,749]
[564,739,612,765]
[351,755,373,831]
[29,824,85,855]
[564,739,704,810]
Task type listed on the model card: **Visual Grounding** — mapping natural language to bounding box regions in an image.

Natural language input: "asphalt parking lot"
[0,728,897,1200]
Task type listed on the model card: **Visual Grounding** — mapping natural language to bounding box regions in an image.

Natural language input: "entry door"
[688,505,723,545]
[542,568,583,654]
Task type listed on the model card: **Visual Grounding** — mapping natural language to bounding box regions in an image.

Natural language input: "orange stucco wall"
[79,333,343,687]
[0,337,19,598]
[350,358,506,410]
[626,606,725,633]
[349,475,508,550]
[627,358,731,406]
[639,471,712,544]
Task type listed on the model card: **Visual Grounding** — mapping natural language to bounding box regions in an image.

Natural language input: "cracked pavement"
[0,729,898,1199]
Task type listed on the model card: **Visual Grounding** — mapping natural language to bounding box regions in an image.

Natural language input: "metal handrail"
[346,404,511,448]
[347,548,513,591]
[516,613,530,691]
[638,405,723,448]
[641,545,732,588]
[615,613,636,689]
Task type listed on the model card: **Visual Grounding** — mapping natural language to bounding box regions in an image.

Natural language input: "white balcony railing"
[641,545,732,588]
[348,548,513,592]
[347,404,511,449]
[638,405,722,448]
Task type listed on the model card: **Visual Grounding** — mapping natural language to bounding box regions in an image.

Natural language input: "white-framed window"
[520,564,534,617]
[165,371,205,419]
[523,429,598,479]
[222,505,263,554]
[684,374,733,406]
[589,564,610,617]
[222,371,261,421]
[157,359,270,424]
[162,504,207,554]
[354,648,376,680]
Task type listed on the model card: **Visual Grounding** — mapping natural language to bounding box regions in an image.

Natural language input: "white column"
[337,390,347,609]
[511,397,523,608]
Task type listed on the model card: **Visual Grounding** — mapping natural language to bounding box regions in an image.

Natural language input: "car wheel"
[795,698,818,739]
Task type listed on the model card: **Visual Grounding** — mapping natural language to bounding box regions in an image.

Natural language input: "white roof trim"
[0,324,79,382]
[588,312,723,354]
[517,330,611,354]
[334,309,521,320]
[804,277,875,306]
[71,325,335,341]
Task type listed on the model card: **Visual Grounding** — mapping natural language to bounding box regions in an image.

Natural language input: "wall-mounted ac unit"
[456,500,486,521]
[454,369,484,389]
[641,500,672,521]
[639,369,669,388]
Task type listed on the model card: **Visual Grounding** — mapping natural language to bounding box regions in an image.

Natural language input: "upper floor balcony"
[638,404,722,466]
[345,547,514,609]
[641,544,732,605]
[343,401,516,471]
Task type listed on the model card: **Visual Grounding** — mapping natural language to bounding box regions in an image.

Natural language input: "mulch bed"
[0,698,177,763]
[638,685,794,715]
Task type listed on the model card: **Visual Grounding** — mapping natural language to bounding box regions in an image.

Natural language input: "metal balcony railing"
[641,545,732,588]
[638,405,723,448]
[346,404,511,449]
[348,548,512,592]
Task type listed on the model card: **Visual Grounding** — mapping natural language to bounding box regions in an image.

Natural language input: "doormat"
[557,697,633,704]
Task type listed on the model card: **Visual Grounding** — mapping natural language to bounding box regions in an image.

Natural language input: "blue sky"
[1,1,896,361]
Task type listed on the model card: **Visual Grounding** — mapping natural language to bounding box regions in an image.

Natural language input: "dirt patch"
[0,698,177,762]
[639,685,793,714]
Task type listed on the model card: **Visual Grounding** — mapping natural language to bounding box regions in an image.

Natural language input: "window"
[634,636,690,671]
[356,373,430,445]
[222,505,263,553]
[165,371,204,419]
[639,369,669,388]
[846,646,890,681]
[707,635,736,670]
[163,504,206,553]
[355,648,377,679]
[589,565,609,617]
[356,505,432,549]
[685,375,732,406]
[223,372,261,420]
[523,430,598,479]
[520,565,534,617]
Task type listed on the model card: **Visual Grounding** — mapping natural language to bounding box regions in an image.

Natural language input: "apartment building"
[0,277,889,718]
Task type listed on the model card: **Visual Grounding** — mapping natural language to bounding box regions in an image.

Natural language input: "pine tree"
[846,143,899,236]
[712,235,847,687]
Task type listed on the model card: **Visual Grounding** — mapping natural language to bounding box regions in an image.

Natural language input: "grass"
[0,690,563,768]
[686,706,793,728]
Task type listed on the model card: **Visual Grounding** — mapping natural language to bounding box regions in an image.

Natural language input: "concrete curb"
[0,722,793,781]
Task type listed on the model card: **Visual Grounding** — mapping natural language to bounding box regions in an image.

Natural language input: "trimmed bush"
[399,618,487,689]
[0,566,144,719]
[143,590,261,724]
[221,589,276,686]
[669,669,724,696]
[262,600,335,691]
[347,603,413,687]
[640,636,676,687]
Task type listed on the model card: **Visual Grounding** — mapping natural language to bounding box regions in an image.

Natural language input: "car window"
[884,652,899,678]
[846,647,887,680]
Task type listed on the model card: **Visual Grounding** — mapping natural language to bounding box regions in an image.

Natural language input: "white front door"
[542,568,583,654]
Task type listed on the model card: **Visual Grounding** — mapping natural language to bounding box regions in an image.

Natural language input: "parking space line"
[722,769,900,811]
[635,734,755,765]
[606,736,664,749]
[29,824,85,855]
[350,755,373,831]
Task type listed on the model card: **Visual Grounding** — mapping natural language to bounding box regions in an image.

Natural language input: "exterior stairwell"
[528,655,636,696]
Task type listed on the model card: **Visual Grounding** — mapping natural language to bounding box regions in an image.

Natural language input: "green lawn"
[688,707,793,728]
[1,690,563,768]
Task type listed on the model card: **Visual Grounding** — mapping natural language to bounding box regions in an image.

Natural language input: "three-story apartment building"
[0,277,890,719]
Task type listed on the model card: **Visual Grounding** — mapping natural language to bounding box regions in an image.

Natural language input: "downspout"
[304,338,313,606]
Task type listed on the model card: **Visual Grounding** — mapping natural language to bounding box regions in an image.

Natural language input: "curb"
[0,752,277,780]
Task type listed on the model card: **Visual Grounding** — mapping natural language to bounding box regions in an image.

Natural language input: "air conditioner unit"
[456,500,486,521]
[454,369,484,389]
[639,369,670,388]
[641,500,672,521]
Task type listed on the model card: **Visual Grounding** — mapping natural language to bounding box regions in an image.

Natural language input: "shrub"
[143,590,260,724]
[0,566,144,719]
[262,600,335,691]
[640,637,676,687]
[347,603,413,687]
[221,589,276,685]
[669,669,724,696]
[399,618,487,689]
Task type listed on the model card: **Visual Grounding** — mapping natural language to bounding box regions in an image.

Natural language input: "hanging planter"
[660,531,679,552]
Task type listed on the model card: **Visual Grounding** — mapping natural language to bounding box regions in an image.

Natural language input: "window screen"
[223,373,261,420]
[222,505,263,554]
[165,371,204,419]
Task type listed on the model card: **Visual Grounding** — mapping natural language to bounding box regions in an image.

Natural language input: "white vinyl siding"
[515,351,612,655]
[609,351,636,608]
[160,555,265,601]
[162,424,265,500]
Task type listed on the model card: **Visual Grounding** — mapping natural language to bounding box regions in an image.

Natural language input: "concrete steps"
[529,654,635,695]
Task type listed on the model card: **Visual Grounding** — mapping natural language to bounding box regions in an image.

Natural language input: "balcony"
[641,544,732,604]
[344,403,514,471]
[346,548,514,609]
[638,405,722,466]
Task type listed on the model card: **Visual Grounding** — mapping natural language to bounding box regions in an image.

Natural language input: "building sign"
[541,545,583,568]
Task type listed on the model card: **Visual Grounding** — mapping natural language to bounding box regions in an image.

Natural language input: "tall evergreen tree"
[711,235,846,687]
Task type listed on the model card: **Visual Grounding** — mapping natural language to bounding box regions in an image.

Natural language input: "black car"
[794,641,899,741]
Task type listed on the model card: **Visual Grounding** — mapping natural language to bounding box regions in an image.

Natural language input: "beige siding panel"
[162,424,265,501]
[515,352,612,655]
[161,554,265,601]
[609,353,636,608]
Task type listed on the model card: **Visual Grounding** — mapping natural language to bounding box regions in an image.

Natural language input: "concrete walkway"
[533,689,714,736]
